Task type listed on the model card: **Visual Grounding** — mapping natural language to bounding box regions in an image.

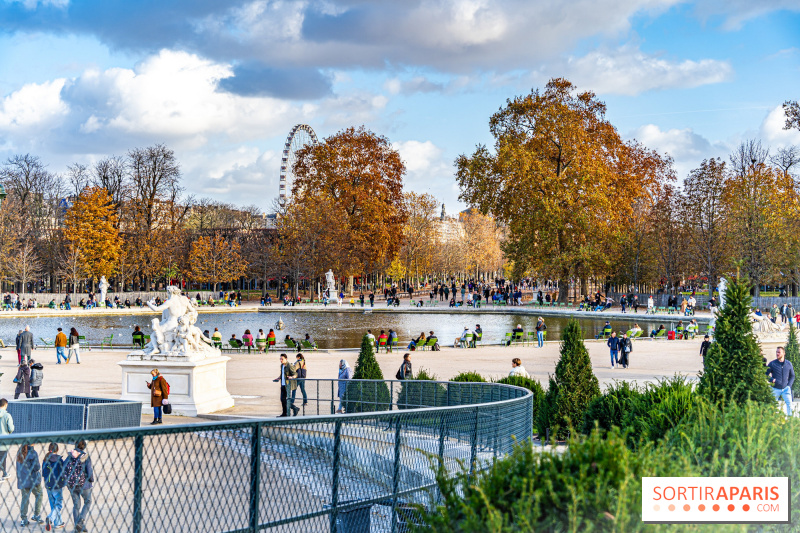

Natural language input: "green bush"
[536,320,600,439]
[451,371,487,383]
[581,380,642,434]
[698,276,773,406]
[345,334,390,413]
[398,368,448,408]
[623,377,698,447]
[495,376,545,430]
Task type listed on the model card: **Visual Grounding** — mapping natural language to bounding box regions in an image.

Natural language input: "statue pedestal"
[118,353,234,417]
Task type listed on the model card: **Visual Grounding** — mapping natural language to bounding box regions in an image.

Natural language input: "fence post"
[249,423,262,532]
[391,419,402,533]
[133,435,143,533]
[331,420,342,533]
[469,406,479,478]
[390,381,394,410]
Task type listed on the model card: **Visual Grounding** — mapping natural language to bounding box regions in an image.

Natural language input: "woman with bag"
[145,369,169,424]
[14,362,31,399]
[618,333,632,369]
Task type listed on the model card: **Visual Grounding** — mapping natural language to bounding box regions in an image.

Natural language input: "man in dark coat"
[19,326,34,364]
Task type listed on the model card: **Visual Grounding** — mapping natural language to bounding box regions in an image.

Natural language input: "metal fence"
[6,396,142,434]
[0,380,532,532]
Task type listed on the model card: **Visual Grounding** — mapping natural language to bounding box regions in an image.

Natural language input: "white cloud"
[394,139,461,205]
[630,124,730,178]
[0,78,68,130]
[760,105,800,147]
[694,0,800,30]
[564,47,733,95]
[8,0,68,9]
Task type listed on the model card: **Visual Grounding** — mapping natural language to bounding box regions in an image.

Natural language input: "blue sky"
[0,0,799,212]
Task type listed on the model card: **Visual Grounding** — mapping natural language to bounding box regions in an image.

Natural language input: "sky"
[0,0,799,214]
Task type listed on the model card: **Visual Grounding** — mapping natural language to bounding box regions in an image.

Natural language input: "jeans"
[537,331,544,347]
[772,386,793,416]
[65,303,71,310]
[0,450,7,477]
[291,380,307,406]
[56,347,66,363]
[47,488,64,527]
[610,350,618,366]
[31,386,39,398]
[154,406,162,419]
[21,482,44,521]
[68,345,80,363]
[70,487,92,529]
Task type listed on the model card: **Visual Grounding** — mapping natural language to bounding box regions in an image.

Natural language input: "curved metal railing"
[0,380,533,532]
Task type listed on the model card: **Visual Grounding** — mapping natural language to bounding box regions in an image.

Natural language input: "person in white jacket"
[509,358,530,378]
[647,296,654,313]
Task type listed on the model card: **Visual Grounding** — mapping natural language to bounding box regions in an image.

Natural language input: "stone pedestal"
[118,354,234,417]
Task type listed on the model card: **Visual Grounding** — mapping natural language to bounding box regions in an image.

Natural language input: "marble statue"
[99,276,109,306]
[717,278,727,311]
[141,286,216,359]
[325,270,338,303]
[750,311,787,334]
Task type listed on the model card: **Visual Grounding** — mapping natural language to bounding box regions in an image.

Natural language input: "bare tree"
[58,243,86,296]
[8,240,43,297]
[66,163,91,197]
[93,156,129,208]
[771,145,800,181]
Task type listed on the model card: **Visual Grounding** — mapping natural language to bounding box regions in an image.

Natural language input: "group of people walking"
[0,399,94,531]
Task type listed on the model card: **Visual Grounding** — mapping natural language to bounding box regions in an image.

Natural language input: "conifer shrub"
[451,371,487,383]
[536,320,600,439]
[345,334,390,412]
[495,376,545,429]
[698,276,773,406]
[398,368,447,409]
[786,323,800,398]
[581,380,642,435]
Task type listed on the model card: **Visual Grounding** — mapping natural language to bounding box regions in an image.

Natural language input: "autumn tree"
[399,192,438,286]
[58,243,86,296]
[682,158,731,293]
[456,78,671,300]
[292,126,408,278]
[460,209,504,280]
[64,187,122,284]
[188,235,248,293]
[652,184,686,293]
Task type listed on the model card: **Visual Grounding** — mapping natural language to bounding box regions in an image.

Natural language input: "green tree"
[537,320,600,439]
[785,323,800,398]
[345,334,390,413]
[698,276,773,406]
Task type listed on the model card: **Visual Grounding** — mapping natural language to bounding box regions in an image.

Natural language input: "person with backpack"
[64,440,93,533]
[396,353,412,380]
[29,359,44,398]
[0,399,14,482]
[16,444,45,527]
[146,369,169,424]
[43,442,66,530]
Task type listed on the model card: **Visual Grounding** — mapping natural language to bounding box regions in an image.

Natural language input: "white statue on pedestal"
[325,270,338,303]
[99,276,109,306]
[140,286,216,360]
[717,277,727,312]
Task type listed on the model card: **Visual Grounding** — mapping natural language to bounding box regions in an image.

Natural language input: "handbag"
[162,398,172,415]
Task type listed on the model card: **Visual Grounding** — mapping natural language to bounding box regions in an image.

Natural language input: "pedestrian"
[700,335,711,367]
[67,327,81,364]
[54,328,68,364]
[16,444,45,527]
[63,440,93,533]
[20,325,34,364]
[272,354,298,417]
[396,353,412,380]
[291,354,308,411]
[0,398,14,481]
[509,358,530,378]
[16,329,23,364]
[535,317,546,348]
[766,346,795,416]
[14,360,31,399]
[618,333,632,369]
[29,360,43,398]
[607,331,620,368]
[42,442,66,530]
[145,369,169,424]
[336,359,352,414]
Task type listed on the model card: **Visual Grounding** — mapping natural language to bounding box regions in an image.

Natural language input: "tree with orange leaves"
[292,126,408,278]
[63,186,121,284]
[456,78,672,299]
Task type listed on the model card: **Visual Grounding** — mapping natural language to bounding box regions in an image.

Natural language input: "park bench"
[101,334,114,348]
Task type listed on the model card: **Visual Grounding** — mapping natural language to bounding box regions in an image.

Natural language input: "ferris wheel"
[279,124,319,206]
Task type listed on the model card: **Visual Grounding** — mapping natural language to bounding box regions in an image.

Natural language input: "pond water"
[0,311,670,349]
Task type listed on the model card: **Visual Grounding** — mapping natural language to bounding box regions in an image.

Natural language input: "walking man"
[0,398,14,481]
[55,328,67,364]
[766,346,795,416]
[272,354,298,417]
[19,326,34,364]
[607,331,619,368]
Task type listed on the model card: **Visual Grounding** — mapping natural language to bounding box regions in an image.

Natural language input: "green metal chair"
[503,332,513,346]
[101,334,114,348]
